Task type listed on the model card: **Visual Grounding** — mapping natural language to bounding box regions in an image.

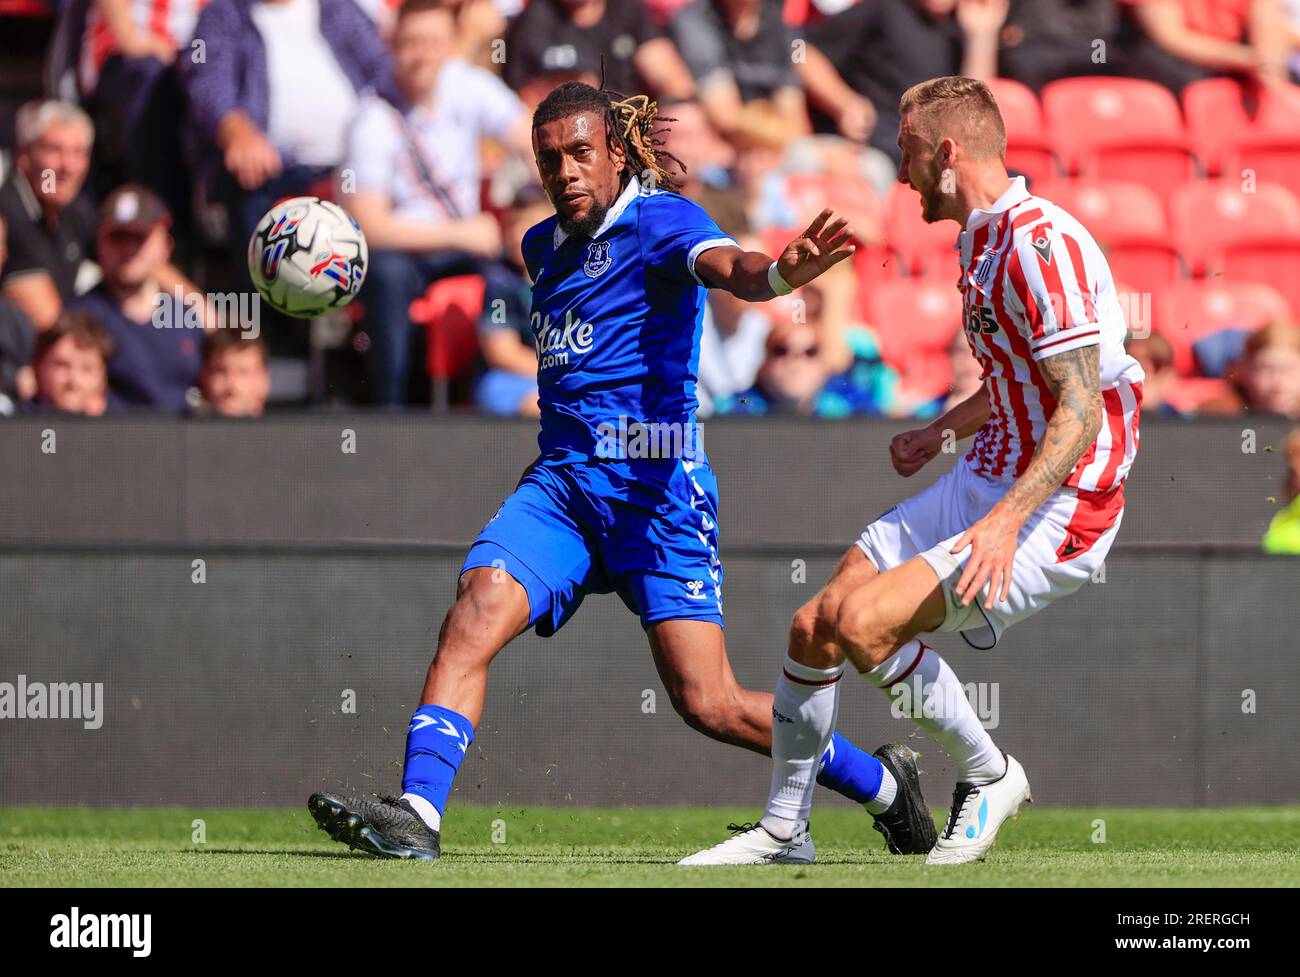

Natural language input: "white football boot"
[678,821,815,866]
[926,753,1032,865]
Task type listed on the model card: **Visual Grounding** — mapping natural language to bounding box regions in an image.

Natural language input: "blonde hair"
[899,76,1005,161]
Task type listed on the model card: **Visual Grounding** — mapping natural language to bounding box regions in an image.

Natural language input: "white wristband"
[767,261,794,296]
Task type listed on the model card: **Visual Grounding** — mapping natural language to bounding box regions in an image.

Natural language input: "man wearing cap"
[68,185,202,412]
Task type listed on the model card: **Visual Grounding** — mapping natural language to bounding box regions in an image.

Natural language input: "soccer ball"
[247,196,367,318]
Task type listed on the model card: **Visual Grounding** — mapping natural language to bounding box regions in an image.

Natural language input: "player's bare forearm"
[890,385,989,477]
[696,248,786,302]
[928,384,992,442]
[695,209,856,301]
[999,345,1103,522]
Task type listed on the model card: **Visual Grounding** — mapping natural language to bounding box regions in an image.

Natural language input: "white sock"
[400,792,442,831]
[763,654,844,829]
[864,769,898,815]
[758,814,804,841]
[866,639,1006,784]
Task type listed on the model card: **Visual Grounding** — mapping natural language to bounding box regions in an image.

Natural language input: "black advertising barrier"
[0,414,1291,548]
[0,546,1296,809]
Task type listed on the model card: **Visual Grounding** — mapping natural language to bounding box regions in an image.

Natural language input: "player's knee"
[834,587,890,659]
[437,572,516,662]
[670,686,734,736]
[788,598,842,668]
[788,604,819,655]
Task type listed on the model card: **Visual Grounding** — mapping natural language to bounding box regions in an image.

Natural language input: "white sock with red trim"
[866,639,1006,784]
[761,654,844,838]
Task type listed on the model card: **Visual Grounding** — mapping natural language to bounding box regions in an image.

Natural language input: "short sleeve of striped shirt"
[1004,221,1103,362]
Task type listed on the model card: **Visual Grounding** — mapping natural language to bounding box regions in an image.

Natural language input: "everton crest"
[583,240,613,278]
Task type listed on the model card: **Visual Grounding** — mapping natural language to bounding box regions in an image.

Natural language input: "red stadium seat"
[1181,78,1253,176]
[1183,79,1300,198]
[1225,83,1300,202]
[988,78,1058,183]
[1153,280,1293,375]
[0,0,52,14]
[1034,179,1182,293]
[1113,283,1156,343]
[1033,179,1166,241]
[862,277,963,400]
[1042,77,1196,201]
[884,184,960,277]
[993,77,1055,184]
[1168,180,1300,275]
[410,275,486,408]
[1104,245,1183,298]
[1165,376,1235,413]
[1222,243,1300,320]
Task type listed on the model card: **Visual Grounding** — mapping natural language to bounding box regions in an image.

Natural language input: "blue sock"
[402,704,475,815]
[816,731,885,804]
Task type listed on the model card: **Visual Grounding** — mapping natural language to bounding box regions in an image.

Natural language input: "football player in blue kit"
[309,82,936,861]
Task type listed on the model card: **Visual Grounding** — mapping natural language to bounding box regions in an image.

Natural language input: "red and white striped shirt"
[956,177,1145,495]
[81,0,209,91]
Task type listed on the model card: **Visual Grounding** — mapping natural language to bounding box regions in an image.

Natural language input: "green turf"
[2,805,1298,887]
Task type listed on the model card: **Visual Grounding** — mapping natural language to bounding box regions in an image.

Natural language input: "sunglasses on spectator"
[771,345,819,359]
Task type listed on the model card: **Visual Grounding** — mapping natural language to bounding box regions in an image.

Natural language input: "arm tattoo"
[1002,344,1103,520]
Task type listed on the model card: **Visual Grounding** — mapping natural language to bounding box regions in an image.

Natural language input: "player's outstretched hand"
[890,426,942,477]
[776,209,857,289]
[950,503,1023,610]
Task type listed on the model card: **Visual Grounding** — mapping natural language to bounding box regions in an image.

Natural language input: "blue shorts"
[461,458,724,636]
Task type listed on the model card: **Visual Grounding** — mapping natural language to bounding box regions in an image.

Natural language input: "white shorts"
[855,460,1125,649]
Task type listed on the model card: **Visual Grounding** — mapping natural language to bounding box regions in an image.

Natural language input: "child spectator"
[1202,321,1300,418]
[199,328,271,416]
[28,311,114,416]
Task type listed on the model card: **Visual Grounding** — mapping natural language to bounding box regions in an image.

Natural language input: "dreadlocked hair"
[532,81,686,193]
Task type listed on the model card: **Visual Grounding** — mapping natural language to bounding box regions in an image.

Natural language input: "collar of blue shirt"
[553,175,645,249]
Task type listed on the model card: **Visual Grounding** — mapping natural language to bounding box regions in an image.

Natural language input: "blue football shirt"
[521,177,737,464]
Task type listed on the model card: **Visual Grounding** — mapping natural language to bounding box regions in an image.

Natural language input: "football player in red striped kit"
[682,75,1144,866]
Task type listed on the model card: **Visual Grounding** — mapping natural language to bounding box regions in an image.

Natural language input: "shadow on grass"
[185,848,904,867]
[188,848,369,860]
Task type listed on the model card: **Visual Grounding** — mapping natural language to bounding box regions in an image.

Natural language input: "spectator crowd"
[0,0,1297,436]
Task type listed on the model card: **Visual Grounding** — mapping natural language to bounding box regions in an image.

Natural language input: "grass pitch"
[2,805,1298,887]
